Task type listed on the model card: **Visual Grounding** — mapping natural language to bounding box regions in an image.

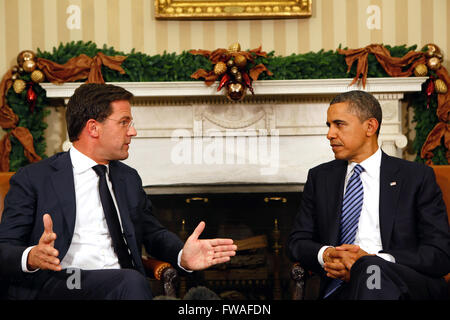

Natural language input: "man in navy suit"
[288,90,449,299]
[0,83,237,299]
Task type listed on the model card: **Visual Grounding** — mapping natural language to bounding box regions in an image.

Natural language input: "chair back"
[0,172,15,221]
[431,165,450,224]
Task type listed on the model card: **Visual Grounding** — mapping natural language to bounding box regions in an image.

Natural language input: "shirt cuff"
[318,245,333,267]
[376,252,396,263]
[177,249,193,273]
[22,246,40,273]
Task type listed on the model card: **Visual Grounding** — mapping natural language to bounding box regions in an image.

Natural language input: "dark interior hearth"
[148,191,302,300]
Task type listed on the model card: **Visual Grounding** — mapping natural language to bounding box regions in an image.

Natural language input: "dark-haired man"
[0,83,236,299]
[288,90,449,299]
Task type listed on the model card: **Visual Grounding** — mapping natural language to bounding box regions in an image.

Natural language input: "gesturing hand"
[180,221,237,271]
[27,214,62,272]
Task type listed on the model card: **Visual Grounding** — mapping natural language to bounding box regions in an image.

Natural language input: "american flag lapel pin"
[390,181,397,186]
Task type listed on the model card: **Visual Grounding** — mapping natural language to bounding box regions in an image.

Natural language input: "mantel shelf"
[41,77,428,99]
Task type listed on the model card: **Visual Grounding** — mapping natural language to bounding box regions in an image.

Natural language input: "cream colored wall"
[0,0,449,75]
[0,0,448,156]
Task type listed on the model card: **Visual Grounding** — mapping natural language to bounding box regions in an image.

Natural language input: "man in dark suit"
[0,83,237,300]
[288,90,449,299]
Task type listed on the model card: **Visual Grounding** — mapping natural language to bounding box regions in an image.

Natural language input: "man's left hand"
[180,221,237,271]
[324,244,371,282]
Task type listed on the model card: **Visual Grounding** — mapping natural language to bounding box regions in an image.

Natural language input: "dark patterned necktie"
[324,164,364,298]
[92,164,134,269]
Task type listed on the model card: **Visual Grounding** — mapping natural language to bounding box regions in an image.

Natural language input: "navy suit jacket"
[288,152,450,293]
[0,151,184,299]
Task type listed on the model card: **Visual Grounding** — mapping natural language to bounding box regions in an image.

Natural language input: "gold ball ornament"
[17,50,36,67]
[226,59,235,69]
[427,57,441,71]
[230,66,239,76]
[22,59,37,73]
[228,42,241,53]
[214,61,227,76]
[435,79,448,94]
[227,82,246,101]
[13,79,26,94]
[424,43,441,58]
[235,72,243,83]
[414,64,428,77]
[31,69,45,83]
[234,55,247,69]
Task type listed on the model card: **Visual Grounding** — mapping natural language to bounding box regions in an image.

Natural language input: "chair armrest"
[142,256,172,280]
[291,262,307,300]
[142,256,178,298]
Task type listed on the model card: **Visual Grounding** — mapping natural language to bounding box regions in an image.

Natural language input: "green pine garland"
[6,74,49,172]
[4,41,447,171]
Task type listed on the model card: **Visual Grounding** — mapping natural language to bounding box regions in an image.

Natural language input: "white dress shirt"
[61,146,122,270]
[22,147,187,272]
[318,148,395,266]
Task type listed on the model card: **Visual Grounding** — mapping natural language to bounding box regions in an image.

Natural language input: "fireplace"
[148,190,302,299]
[41,77,426,299]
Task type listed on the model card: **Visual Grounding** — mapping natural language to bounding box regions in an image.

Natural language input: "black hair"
[330,90,382,136]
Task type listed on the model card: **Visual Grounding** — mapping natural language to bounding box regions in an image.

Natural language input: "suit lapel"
[379,152,401,250]
[49,152,77,240]
[325,160,347,245]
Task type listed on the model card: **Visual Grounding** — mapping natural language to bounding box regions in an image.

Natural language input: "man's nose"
[128,125,137,137]
[326,126,335,140]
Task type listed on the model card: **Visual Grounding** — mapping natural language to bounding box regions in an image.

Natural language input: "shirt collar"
[347,147,382,179]
[70,146,109,175]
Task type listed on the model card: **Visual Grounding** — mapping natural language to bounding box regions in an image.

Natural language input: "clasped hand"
[323,244,370,282]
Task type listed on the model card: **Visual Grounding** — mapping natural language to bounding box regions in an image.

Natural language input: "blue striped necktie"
[323,164,364,298]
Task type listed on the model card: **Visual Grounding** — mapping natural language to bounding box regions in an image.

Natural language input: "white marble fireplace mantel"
[41,77,426,193]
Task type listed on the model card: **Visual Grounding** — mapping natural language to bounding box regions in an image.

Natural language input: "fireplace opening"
[148,190,303,300]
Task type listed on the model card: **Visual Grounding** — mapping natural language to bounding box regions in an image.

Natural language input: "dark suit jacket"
[0,151,184,299]
[287,152,450,294]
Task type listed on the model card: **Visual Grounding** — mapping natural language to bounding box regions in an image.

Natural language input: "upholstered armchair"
[0,172,178,299]
[291,165,450,300]
[431,166,450,286]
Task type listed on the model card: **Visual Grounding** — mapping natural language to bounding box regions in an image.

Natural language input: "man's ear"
[365,118,379,137]
[85,119,99,138]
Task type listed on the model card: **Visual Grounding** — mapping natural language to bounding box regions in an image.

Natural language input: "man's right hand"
[323,246,350,282]
[27,214,62,271]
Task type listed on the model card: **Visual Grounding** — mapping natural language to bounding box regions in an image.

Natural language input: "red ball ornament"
[425,78,435,109]
[27,84,37,113]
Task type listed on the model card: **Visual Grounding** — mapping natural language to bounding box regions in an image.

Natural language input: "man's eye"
[120,121,128,126]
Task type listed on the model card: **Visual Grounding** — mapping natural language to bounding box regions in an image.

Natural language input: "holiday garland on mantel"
[0,41,448,172]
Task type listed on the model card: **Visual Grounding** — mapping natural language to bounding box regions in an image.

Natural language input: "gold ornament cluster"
[190,42,272,102]
[414,43,447,94]
[12,50,45,94]
[216,43,252,102]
